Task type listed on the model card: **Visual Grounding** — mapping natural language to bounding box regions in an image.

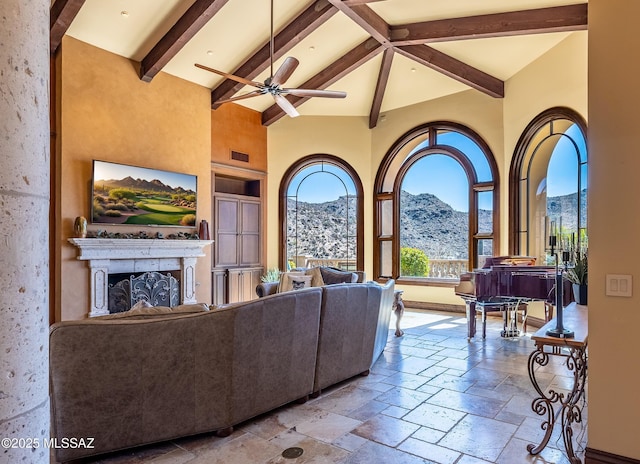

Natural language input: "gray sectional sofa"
[49,279,394,462]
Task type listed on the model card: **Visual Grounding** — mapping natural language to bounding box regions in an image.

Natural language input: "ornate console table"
[527,302,588,464]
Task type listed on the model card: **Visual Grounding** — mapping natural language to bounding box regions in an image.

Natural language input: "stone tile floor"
[67,310,588,464]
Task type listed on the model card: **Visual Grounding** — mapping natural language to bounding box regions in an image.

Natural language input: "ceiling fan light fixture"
[194,0,346,117]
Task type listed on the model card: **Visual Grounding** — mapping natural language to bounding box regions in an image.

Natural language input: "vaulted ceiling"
[51,0,588,127]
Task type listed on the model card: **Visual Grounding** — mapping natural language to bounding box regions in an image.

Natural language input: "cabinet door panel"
[241,201,260,234]
[239,234,260,266]
[215,197,240,267]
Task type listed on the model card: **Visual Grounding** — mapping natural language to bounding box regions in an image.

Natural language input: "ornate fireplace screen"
[108,271,179,313]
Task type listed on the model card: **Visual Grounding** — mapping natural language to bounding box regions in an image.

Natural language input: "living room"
[2,1,640,463]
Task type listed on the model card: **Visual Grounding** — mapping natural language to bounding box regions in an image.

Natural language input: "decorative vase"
[74,216,87,238]
[572,283,588,305]
[198,219,210,240]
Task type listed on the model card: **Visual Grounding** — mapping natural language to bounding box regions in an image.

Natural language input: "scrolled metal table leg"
[561,347,588,464]
[527,347,561,455]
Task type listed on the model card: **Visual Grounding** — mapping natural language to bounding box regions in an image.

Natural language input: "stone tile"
[339,440,434,464]
[434,357,476,372]
[332,433,369,452]
[426,389,506,418]
[313,384,382,415]
[187,433,282,464]
[438,415,517,462]
[294,411,362,443]
[402,403,466,432]
[424,373,476,393]
[389,356,439,375]
[496,436,574,464]
[346,399,389,421]
[411,426,446,444]
[352,415,420,447]
[381,372,428,390]
[381,405,410,419]
[398,437,461,464]
[417,365,448,379]
[375,387,433,409]
[264,436,349,464]
[456,455,493,464]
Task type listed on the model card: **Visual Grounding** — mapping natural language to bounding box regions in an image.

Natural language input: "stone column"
[0,1,51,463]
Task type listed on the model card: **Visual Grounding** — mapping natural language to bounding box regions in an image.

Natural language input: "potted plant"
[566,252,588,305]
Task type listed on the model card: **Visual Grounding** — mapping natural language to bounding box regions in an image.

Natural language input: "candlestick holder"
[546,247,574,339]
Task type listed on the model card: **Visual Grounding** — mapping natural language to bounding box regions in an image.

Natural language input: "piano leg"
[465,301,477,341]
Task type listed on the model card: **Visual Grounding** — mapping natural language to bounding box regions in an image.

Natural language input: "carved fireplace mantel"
[68,238,213,317]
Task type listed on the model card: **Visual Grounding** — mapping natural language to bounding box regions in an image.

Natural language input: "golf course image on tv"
[91,160,197,227]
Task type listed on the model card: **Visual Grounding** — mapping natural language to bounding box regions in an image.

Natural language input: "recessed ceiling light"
[410,67,416,73]
[120,11,129,17]
[206,50,214,56]
[309,46,315,51]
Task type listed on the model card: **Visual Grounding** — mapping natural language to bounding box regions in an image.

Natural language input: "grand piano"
[455,256,572,339]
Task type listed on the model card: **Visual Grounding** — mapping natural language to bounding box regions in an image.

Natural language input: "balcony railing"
[290,255,469,278]
[427,259,468,279]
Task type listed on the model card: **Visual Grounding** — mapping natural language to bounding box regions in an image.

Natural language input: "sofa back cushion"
[319,267,357,285]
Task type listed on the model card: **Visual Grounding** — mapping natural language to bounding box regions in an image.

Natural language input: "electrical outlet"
[606,274,633,297]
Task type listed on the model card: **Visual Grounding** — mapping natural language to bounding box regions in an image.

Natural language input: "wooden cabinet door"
[215,197,239,267]
[239,200,261,266]
[211,269,227,306]
[227,269,242,304]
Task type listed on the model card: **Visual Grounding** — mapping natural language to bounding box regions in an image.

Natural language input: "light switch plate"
[606,274,633,297]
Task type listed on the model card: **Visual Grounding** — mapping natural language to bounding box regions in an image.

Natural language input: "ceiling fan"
[194,0,347,118]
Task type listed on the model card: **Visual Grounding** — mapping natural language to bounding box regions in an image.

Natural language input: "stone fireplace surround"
[69,238,213,317]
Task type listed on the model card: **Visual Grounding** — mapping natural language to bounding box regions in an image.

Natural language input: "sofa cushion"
[319,267,357,285]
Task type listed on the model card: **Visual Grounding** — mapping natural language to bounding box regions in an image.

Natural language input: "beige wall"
[56,37,212,321]
[267,115,372,273]
[588,0,640,459]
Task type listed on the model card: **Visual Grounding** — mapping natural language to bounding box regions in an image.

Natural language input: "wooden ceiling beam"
[262,38,383,126]
[210,0,337,108]
[343,0,387,5]
[50,0,86,54]
[390,4,588,46]
[369,48,394,129]
[140,0,230,82]
[326,0,390,45]
[396,45,504,98]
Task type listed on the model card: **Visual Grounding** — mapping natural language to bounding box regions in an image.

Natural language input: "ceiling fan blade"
[270,57,300,86]
[215,90,264,104]
[283,88,347,99]
[194,63,264,89]
[274,94,299,118]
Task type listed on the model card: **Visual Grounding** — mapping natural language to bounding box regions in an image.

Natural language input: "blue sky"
[93,160,197,191]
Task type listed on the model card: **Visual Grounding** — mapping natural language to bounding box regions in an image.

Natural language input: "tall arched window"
[280,155,364,271]
[510,108,587,263]
[374,122,499,284]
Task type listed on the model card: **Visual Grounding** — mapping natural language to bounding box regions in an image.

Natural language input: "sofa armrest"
[371,279,395,367]
[256,281,278,298]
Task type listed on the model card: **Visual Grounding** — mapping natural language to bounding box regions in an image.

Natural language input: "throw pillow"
[278,273,313,292]
[319,267,357,285]
[276,271,305,293]
[305,267,325,287]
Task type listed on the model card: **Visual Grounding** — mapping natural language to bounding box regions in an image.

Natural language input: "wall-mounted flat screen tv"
[91,160,197,227]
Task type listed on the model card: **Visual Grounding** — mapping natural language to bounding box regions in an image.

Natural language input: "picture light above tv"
[91,160,197,227]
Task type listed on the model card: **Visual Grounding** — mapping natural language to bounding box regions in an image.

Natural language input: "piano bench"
[470,300,528,339]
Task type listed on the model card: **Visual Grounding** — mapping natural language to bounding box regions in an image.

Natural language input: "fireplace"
[69,238,213,317]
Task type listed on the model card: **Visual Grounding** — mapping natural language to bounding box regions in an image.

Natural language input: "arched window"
[374,122,499,283]
[509,108,587,263]
[280,155,364,271]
